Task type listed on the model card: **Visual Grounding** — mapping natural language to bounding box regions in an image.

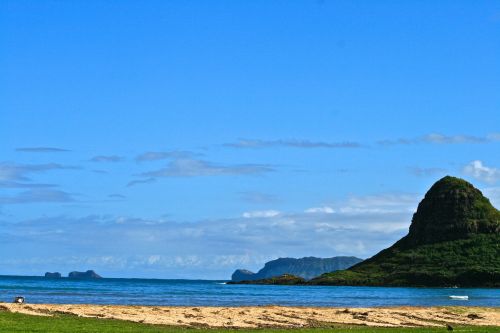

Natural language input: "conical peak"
[427,176,478,196]
[405,176,500,246]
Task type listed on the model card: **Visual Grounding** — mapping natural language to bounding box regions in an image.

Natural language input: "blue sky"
[1,0,499,279]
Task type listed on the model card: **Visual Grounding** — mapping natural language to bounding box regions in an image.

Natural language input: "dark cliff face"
[231,269,255,282]
[231,256,362,281]
[404,176,500,247]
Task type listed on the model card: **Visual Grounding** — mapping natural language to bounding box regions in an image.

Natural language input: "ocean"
[1,275,498,307]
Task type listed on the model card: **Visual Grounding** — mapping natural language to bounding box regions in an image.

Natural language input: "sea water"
[0,275,498,307]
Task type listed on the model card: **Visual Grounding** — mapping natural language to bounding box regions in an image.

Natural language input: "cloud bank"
[305,206,335,214]
[0,189,75,204]
[378,133,499,146]
[16,147,70,153]
[242,210,281,218]
[90,155,124,163]
[0,163,77,182]
[224,139,362,149]
[140,157,274,178]
[135,151,197,162]
[0,192,418,278]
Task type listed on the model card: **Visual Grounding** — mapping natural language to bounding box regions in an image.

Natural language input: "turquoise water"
[1,275,498,307]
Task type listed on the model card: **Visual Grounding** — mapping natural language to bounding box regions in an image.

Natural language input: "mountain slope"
[310,176,500,287]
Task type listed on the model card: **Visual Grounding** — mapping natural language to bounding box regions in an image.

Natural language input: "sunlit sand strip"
[1,303,499,328]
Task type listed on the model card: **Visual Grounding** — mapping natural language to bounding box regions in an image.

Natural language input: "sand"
[1,303,499,328]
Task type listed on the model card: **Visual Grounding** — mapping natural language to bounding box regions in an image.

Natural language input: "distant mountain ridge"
[231,256,363,281]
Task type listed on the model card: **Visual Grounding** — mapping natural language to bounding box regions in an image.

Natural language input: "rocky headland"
[231,256,362,281]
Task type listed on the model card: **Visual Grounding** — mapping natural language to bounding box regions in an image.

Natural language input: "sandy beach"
[1,303,498,328]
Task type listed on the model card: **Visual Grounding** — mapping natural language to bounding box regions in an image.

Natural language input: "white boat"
[449,295,468,300]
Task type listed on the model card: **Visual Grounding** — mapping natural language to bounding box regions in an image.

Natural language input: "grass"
[0,312,499,333]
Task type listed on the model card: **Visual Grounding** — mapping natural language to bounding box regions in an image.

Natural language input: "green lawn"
[0,312,499,333]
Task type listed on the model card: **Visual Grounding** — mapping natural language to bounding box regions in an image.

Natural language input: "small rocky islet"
[44,270,102,279]
[44,272,62,278]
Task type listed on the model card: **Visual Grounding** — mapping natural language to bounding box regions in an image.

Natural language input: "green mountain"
[310,176,500,287]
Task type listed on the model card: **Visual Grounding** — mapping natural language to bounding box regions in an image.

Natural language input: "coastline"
[1,303,498,328]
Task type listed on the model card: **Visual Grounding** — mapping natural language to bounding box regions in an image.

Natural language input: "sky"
[1,0,499,279]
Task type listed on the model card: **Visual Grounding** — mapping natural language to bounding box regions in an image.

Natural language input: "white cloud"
[147,255,161,265]
[463,160,500,184]
[423,133,486,144]
[127,177,156,187]
[483,187,500,208]
[487,133,500,141]
[108,194,126,200]
[0,163,77,182]
[116,216,127,224]
[135,151,197,162]
[0,191,420,278]
[238,191,279,204]
[0,189,76,204]
[242,210,280,218]
[141,157,274,178]
[409,167,447,177]
[305,206,335,214]
[16,147,70,153]
[378,133,495,146]
[0,181,57,189]
[339,193,418,214]
[224,138,361,149]
[90,155,124,162]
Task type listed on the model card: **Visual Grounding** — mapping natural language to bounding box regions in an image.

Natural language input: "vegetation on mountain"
[227,274,305,285]
[311,234,499,287]
[310,176,500,287]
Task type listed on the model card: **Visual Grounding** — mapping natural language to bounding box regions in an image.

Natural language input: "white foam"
[449,295,468,300]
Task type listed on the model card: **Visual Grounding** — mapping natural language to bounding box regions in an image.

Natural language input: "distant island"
[44,272,62,278]
[68,270,102,279]
[232,176,500,287]
[44,270,102,279]
[231,256,362,281]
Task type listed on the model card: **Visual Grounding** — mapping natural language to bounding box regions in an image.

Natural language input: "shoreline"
[1,303,498,328]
